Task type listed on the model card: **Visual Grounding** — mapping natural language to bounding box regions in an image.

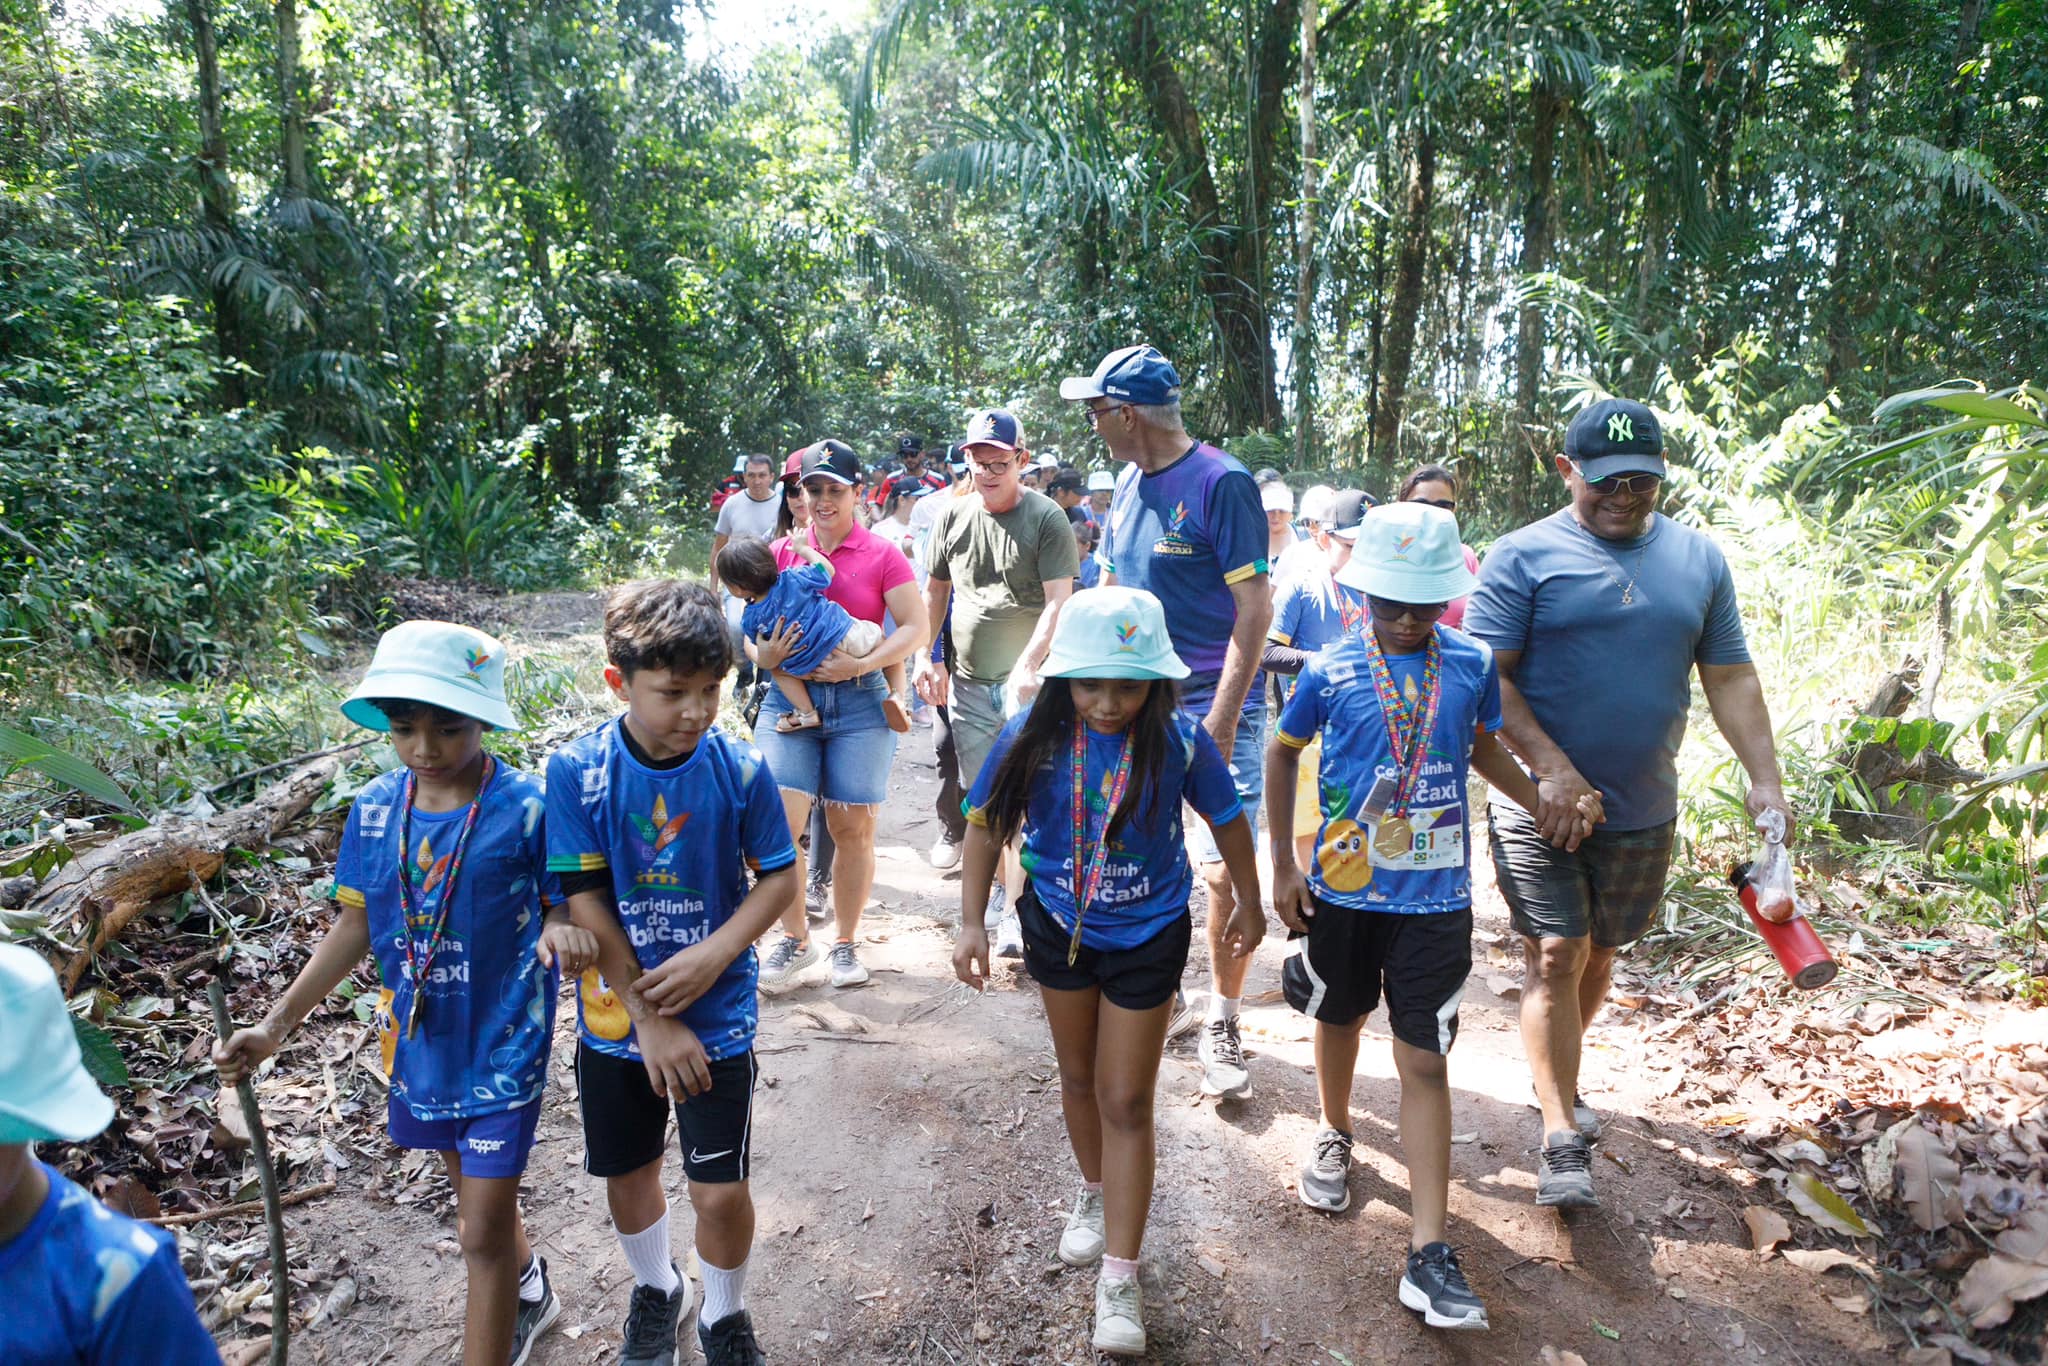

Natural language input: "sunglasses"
[1572,463,1662,497]
[1366,595,1449,623]
[1084,403,1131,426]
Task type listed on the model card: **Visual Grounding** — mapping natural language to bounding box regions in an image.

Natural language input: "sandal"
[776,709,822,734]
[882,692,911,734]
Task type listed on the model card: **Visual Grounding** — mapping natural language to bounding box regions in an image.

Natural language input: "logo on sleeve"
[358,803,391,836]
[581,765,607,801]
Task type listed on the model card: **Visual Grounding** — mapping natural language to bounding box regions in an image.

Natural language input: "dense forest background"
[1,0,2044,949]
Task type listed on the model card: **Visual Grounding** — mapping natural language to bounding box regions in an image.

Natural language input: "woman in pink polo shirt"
[752,440,928,989]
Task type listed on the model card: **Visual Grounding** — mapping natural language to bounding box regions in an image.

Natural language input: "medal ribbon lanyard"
[1066,721,1136,966]
[396,754,494,1037]
[1361,630,1443,838]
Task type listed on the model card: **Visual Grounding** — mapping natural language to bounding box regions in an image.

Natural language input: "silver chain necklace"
[1574,516,1654,605]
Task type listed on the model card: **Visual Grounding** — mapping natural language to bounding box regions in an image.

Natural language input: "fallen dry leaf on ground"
[1786,1170,1874,1238]
[1956,1208,2048,1329]
[1742,1205,1792,1254]
[1891,1119,1963,1232]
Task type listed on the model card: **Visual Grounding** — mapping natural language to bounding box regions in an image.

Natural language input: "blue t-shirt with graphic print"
[0,1163,222,1365]
[965,710,1242,950]
[545,719,796,1062]
[1275,628,1501,915]
[739,562,854,677]
[1099,443,1268,674]
[333,761,560,1120]
[1269,566,1365,704]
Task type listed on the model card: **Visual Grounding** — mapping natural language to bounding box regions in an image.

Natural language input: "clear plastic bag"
[1749,807,1798,923]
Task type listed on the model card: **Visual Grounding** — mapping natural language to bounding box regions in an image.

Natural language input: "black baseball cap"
[895,434,925,458]
[1565,399,1665,480]
[799,439,862,486]
[887,475,934,501]
[1323,489,1371,538]
[1048,471,1086,495]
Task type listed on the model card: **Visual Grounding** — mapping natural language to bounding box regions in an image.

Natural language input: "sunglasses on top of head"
[1571,463,1663,497]
[1365,595,1449,622]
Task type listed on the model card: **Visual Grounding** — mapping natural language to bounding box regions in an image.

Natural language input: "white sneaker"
[1199,1016,1252,1099]
[1092,1274,1145,1356]
[928,836,961,871]
[993,913,1024,960]
[759,934,818,986]
[828,941,870,988]
[1057,1187,1105,1267]
[1165,989,1200,1041]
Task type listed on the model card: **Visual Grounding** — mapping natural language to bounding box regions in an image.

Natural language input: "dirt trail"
[291,599,1894,1365]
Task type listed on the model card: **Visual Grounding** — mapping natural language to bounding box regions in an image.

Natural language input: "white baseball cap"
[1086,471,1116,493]
[1260,482,1295,515]
[0,944,116,1145]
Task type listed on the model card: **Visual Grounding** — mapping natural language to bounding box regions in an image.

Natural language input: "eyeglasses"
[1572,463,1662,497]
[968,457,1014,477]
[1365,595,1449,623]
[1409,497,1455,511]
[1084,403,1130,426]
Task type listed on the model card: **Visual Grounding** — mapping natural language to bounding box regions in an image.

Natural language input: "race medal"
[1375,816,1414,859]
[1360,628,1443,865]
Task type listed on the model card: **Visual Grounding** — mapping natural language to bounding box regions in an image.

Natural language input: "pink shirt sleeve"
[1440,543,1481,630]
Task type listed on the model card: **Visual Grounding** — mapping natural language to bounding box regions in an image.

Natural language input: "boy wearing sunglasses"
[1265,503,1592,1334]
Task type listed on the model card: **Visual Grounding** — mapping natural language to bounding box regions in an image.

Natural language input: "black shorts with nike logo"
[576,1041,758,1184]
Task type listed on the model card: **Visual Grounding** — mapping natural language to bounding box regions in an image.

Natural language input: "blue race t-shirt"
[0,1164,222,1365]
[965,711,1242,949]
[333,762,560,1120]
[739,562,854,677]
[545,719,797,1062]
[1275,628,1502,914]
[1461,509,1750,830]
[1269,565,1365,704]
[1100,443,1268,673]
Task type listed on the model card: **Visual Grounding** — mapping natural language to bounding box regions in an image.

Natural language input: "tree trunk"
[1512,80,1561,522]
[273,0,309,195]
[1948,0,1984,144]
[183,0,243,405]
[1123,0,1289,433]
[1293,0,1317,466]
[1823,38,1874,390]
[1371,128,1434,466]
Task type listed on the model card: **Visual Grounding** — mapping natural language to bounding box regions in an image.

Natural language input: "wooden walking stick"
[208,978,290,1366]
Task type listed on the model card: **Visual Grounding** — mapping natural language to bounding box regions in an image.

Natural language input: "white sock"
[1207,994,1240,1023]
[616,1207,680,1294]
[518,1254,545,1303]
[699,1256,747,1327]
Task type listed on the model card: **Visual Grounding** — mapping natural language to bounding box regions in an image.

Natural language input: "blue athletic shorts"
[386,1095,543,1179]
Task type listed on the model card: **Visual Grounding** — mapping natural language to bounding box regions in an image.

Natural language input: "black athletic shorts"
[1280,893,1472,1054]
[575,1041,757,1184]
[1018,883,1191,1012]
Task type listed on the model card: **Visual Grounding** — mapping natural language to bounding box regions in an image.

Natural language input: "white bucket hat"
[341,620,517,732]
[0,944,115,1145]
[1335,503,1477,604]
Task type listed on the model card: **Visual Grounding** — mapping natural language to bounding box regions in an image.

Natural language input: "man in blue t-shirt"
[1462,397,1792,1210]
[2,944,221,1365]
[1062,343,1273,1102]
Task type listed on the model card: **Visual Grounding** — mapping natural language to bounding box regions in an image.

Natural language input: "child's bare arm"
[636,862,799,1013]
[1472,730,1597,845]
[789,541,834,578]
[214,901,372,1083]
[1205,812,1265,958]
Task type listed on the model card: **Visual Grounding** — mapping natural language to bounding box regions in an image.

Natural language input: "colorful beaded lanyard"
[395,754,494,1037]
[1066,721,1136,965]
[1361,628,1443,858]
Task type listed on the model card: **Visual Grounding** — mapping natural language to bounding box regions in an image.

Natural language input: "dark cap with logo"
[895,434,925,459]
[963,408,1024,452]
[1059,344,1182,406]
[1565,399,1665,481]
[798,439,862,486]
[1323,489,1372,538]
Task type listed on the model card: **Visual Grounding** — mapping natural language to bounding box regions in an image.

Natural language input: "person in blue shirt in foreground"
[1265,504,1595,1336]
[1,943,222,1365]
[953,587,1263,1358]
[215,620,595,1366]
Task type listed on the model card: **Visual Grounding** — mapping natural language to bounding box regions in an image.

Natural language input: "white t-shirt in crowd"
[715,489,781,543]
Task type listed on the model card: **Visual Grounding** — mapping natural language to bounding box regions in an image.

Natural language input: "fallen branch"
[30,753,342,992]
[147,1181,336,1228]
[203,739,374,800]
[208,979,290,1366]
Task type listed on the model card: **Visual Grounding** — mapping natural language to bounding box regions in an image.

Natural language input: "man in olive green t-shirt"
[914,408,1077,955]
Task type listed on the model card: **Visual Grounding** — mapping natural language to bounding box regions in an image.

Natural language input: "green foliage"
[0,723,137,813]
[69,1014,132,1090]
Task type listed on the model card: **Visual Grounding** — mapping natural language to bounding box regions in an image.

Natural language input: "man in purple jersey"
[1062,343,1273,1102]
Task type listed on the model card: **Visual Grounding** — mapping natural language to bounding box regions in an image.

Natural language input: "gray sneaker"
[1535,1129,1600,1208]
[828,940,870,988]
[759,933,819,986]
[1198,1016,1252,1099]
[804,866,831,922]
[1573,1092,1602,1144]
[509,1257,560,1366]
[1298,1127,1353,1212]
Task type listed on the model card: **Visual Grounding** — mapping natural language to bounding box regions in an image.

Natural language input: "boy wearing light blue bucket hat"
[953,587,1264,1357]
[1265,505,1594,1335]
[0,943,221,1364]
[214,621,596,1366]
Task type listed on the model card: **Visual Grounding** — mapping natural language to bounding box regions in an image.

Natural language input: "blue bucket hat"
[1059,345,1182,406]
[341,620,517,732]
[1039,586,1189,681]
[1334,504,1477,604]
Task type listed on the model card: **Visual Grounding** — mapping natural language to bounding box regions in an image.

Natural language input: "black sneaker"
[620,1263,694,1366]
[698,1309,768,1366]
[1399,1242,1489,1330]
[510,1256,561,1366]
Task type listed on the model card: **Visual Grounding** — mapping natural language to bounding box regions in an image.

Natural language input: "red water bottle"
[1727,862,1838,989]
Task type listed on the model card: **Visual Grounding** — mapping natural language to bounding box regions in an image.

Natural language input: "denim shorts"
[755,671,899,806]
[386,1095,542,1179]
[1180,670,1267,866]
[1487,802,1676,948]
